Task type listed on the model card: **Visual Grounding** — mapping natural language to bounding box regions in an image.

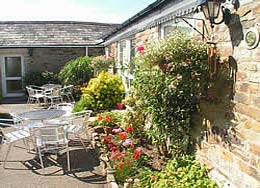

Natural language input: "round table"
[18,109,65,121]
[41,84,61,90]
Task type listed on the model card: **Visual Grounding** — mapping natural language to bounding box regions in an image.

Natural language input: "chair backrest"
[61,85,74,94]
[26,86,35,96]
[9,112,24,128]
[56,103,74,116]
[69,110,92,126]
[34,125,67,145]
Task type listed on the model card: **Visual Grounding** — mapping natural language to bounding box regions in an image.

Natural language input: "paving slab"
[0,128,107,188]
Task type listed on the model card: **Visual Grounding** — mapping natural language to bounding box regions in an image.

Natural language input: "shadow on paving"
[0,138,106,188]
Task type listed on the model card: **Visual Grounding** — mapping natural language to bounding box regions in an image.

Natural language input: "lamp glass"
[202,4,210,20]
[208,1,221,19]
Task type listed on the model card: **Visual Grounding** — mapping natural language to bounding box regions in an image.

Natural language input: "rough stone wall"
[88,47,104,57]
[107,26,159,61]
[28,47,85,73]
[194,1,260,187]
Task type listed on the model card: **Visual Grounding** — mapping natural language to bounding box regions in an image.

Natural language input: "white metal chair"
[60,85,75,103]
[33,124,70,172]
[26,86,45,104]
[0,128,31,168]
[44,87,63,107]
[65,110,92,151]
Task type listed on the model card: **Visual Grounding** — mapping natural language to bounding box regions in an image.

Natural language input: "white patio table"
[18,109,66,125]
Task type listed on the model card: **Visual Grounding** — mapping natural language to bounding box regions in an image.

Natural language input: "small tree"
[58,56,93,86]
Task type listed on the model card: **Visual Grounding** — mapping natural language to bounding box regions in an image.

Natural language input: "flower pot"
[116,102,124,110]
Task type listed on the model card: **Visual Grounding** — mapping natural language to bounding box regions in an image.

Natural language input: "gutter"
[102,0,167,41]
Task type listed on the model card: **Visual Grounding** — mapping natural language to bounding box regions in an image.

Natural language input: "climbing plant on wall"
[131,32,209,157]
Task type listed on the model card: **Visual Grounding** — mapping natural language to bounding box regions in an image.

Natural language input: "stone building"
[102,0,260,187]
[0,21,118,97]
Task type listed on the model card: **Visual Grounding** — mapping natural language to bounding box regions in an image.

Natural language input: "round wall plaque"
[244,27,259,49]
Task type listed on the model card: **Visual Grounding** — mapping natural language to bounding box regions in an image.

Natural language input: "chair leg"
[79,135,88,151]
[0,144,2,165]
[22,138,30,152]
[66,143,70,172]
[4,143,13,168]
[38,148,44,169]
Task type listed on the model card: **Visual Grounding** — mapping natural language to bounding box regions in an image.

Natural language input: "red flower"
[136,45,145,51]
[105,116,112,122]
[118,132,127,140]
[118,161,125,171]
[108,144,119,151]
[103,135,112,143]
[125,125,134,133]
[133,147,142,160]
[98,116,103,120]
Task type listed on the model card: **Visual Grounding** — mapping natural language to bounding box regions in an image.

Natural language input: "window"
[160,18,195,38]
[118,40,126,67]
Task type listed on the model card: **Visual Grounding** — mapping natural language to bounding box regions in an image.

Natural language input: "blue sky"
[0,0,154,23]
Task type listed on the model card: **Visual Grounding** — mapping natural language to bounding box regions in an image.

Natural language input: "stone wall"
[194,1,260,187]
[28,47,85,73]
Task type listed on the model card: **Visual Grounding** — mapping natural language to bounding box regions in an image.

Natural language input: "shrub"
[58,56,93,86]
[138,155,218,188]
[23,71,59,86]
[91,55,115,77]
[74,71,125,111]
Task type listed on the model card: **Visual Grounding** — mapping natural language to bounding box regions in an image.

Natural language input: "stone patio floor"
[0,103,107,188]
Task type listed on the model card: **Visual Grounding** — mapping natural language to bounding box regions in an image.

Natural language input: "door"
[1,56,25,97]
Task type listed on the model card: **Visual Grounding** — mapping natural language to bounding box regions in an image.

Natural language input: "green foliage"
[91,55,115,77]
[23,71,59,86]
[74,71,125,111]
[58,56,93,85]
[73,94,94,112]
[139,155,218,188]
[131,31,209,157]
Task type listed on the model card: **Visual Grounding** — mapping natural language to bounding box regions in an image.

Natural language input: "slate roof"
[0,21,120,47]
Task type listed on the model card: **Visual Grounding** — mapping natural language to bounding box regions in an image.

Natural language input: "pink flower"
[123,139,133,147]
[136,45,144,52]
[109,151,125,161]
[112,128,122,133]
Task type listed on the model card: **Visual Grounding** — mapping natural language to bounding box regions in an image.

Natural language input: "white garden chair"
[0,128,31,168]
[26,86,45,104]
[60,85,75,103]
[33,124,70,172]
[65,110,92,151]
[44,87,63,107]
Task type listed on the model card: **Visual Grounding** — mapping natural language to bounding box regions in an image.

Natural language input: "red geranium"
[105,116,112,122]
[133,147,142,160]
[136,45,144,51]
[125,125,134,133]
[98,116,103,120]
[103,135,112,143]
[118,132,127,140]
